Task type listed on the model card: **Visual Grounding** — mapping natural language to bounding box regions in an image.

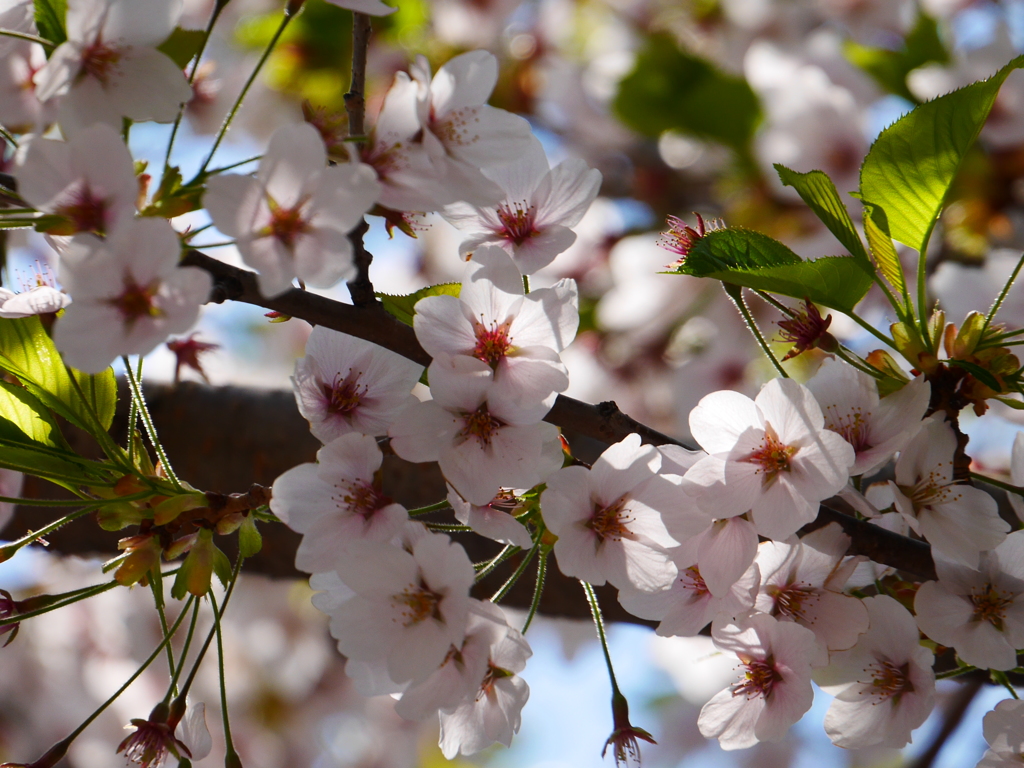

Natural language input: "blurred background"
[4,0,1024,764]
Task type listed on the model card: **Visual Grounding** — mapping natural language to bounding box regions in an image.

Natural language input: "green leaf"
[861,201,906,294]
[32,0,66,47]
[0,316,117,433]
[948,359,1002,392]
[377,283,461,327]
[212,545,232,588]
[0,381,61,447]
[671,228,873,312]
[0,440,111,486]
[774,164,868,262]
[156,27,205,69]
[844,12,948,102]
[238,516,262,559]
[859,55,1024,255]
[613,34,761,152]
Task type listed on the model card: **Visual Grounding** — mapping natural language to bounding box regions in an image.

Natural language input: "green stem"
[0,28,54,47]
[126,357,142,467]
[205,155,263,176]
[581,581,621,696]
[64,362,134,471]
[842,309,897,347]
[916,221,938,347]
[724,284,788,378]
[210,591,239,760]
[164,597,201,703]
[188,239,236,249]
[124,358,183,489]
[970,472,1024,497]
[407,499,451,516]
[196,10,294,176]
[474,544,517,581]
[521,550,547,634]
[490,542,538,602]
[986,252,1024,329]
[150,574,176,677]
[832,346,885,379]
[424,522,472,533]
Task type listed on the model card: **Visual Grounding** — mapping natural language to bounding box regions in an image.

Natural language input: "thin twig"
[344,13,376,307]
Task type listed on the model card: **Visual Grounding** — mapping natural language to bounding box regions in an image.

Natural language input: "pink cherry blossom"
[438,601,532,758]
[447,485,534,550]
[271,433,409,573]
[53,218,211,373]
[205,123,380,297]
[816,595,936,749]
[805,359,930,476]
[291,325,423,442]
[388,352,564,505]
[0,3,53,133]
[34,0,193,129]
[16,123,138,236]
[543,433,709,593]
[327,533,474,684]
[441,136,602,274]
[872,416,1008,567]
[673,516,760,598]
[414,246,578,415]
[914,531,1024,671]
[753,523,868,652]
[685,377,856,540]
[698,613,827,750]
[978,698,1024,768]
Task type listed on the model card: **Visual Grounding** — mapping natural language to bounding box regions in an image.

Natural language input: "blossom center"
[337,480,391,519]
[588,496,633,543]
[54,181,109,234]
[745,427,798,485]
[769,582,816,621]
[970,583,1013,630]
[824,406,871,453]
[497,201,538,246]
[901,469,961,511]
[681,566,710,598]
[118,719,190,768]
[867,660,914,704]
[472,321,512,367]
[458,404,503,447]
[324,372,366,416]
[262,197,312,249]
[80,38,123,86]
[732,657,780,700]
[392,581,444,627]
[107,277,162,324]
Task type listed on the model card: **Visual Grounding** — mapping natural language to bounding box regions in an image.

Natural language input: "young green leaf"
[773,164,868,262]
[0,380,62,448]
[238,516,262,559]
[860,54,1024,255]
[861,201,906,294]
[32,0,66,47]
[157,27,205,69]
[377,283,461,327]
[669,228,873,312]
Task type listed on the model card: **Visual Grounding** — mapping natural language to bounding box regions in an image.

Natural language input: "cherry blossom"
[816,595,936,749]
[673,516,760,598]
[291,325,423,442]
[0,3,52,133]
[447,485,534,550]
[806,359,931,476]
[698,613,827,750]
[271,433,409,573]
[438,602,532,758]
[1009,431,1024,522]
[15,123,138,236]
[543,433,707,593]
[53,218,211,373]
[34,0,193,129]
[914,531,1024,671]
[413,246,578,415]
[0,285,69,318]
[685,378,856,540]
[388,352,564,505]
[618,559,759,637]
[869,417,1008,567]
[978,698,1024,768]
[753,523,868,652]
[205,123,380,297]
[327,532,474,684]
[441,136,602,274]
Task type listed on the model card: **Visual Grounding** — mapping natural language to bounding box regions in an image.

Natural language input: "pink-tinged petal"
[106,47,193,123]
[984,699,1024,753]
[240,236,296,298]
[752,672,813,743]
[589,434,660,505]
[259,123,328,204]
[270,463,324,529]
[203,174,261,240]
[698,517,759,597]
[750,478,817,541]
[867,375,931,445]
[33,41,80,101]
[534,159,602,229]
[541,465,594,532]
[413,294,476,358]
[430,50,497,116]
[689,390,760,453]
[293,225,354,288]
[798,591,868,651]
[511,226,578,275]
[608,536,677,593]
[917,496,1008,568]
[895,417,956,486]
[635,473,710,544]
[994,530,1024,583]
[1012,433,1024,522]
[698,688,763,751]
[103,0,181,46]
[308,162,380,233]
[426,353,493,410]
[755,378,824,441]
[955,620,1018,671]
[388,400,458,463]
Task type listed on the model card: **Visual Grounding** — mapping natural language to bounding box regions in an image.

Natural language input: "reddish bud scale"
[778,300,837,361]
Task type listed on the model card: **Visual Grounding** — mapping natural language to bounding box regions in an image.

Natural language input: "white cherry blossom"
[698,613,827,750]
[34,0,193,129]
[53,218,211,373]
[0,3,52,132]
[441,136,602,274]
[914,531,1024,671]
[806,360,930,476]
[271,433,409,573]
[291,325,423,443]
[0,285,69,318]
[673,516,760,598]
[414,246,578,414]
[327,532,474,684]
[438,601,532,758]
[686,377,856,540]
[447,485,533,550]
[543,434,705,593]
[16,123,138,236]
[816,595,936,749]
[978,698,1024,768]
[871,416,1008,567]
[205,123,380,297]
[388,352,564,505]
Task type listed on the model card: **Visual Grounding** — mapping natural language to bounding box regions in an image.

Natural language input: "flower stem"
[407,499,451,516]
[0,28,54,47]
[150,574,177,677]
[724,283,788,378]
[581,581,621,695]
[474,544,517,580]
[165,597,201,702]
[124,357,183,490]
[424,522,472,532]
[986,252,1024,329]
[197,9,295,176]
[521,550,548,634]
[210,591,239,761]
[970,472,1024,497]
[490,541,539,602]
